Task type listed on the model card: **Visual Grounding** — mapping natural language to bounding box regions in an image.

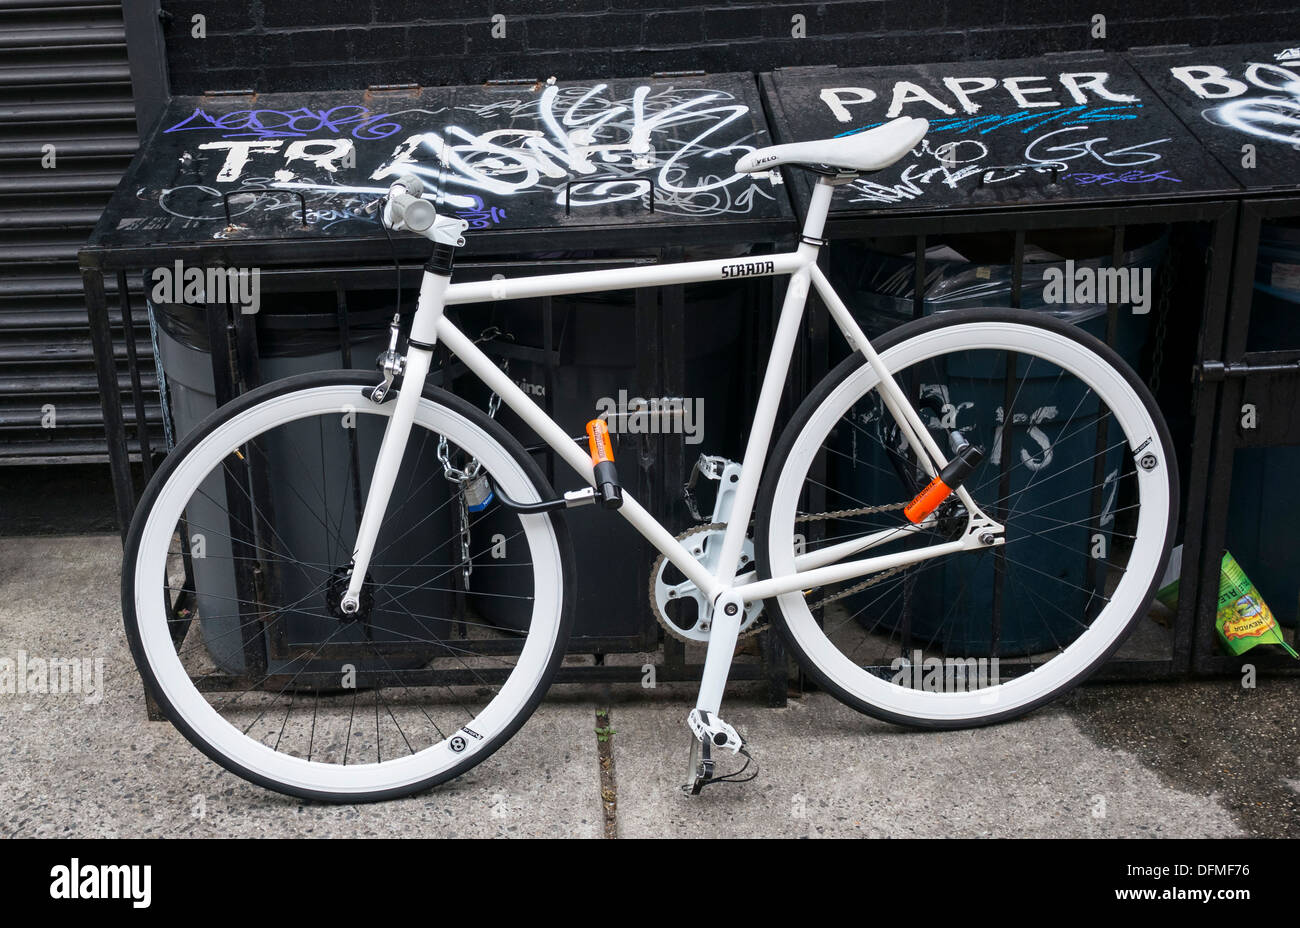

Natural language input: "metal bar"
[81,218,799,271]
[822,199,1235,241]
[335,285,353,369]
[116,269,154,481]
[220,187,308,227]
[912,234,926,321]
[1086,227,1125,597]
[1166,206,1237,675]
[564,175,655,216]
[1191,201,1265,671]
[1196,359,1300,381]
[191,659,779,692]
[82,266,135,538]
[661,250,690,675]
[640,271,669,650]
[990,231,1027,658]
[121,0,169,138]
[541,295,556,485]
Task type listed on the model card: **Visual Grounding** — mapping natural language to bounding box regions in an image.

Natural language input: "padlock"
[463,473,495,513]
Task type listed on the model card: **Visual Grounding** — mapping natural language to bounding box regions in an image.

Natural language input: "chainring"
[649,523,766,643]
[649,501,913,642]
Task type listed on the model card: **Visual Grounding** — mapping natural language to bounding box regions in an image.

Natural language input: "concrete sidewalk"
[1,535,1294,838]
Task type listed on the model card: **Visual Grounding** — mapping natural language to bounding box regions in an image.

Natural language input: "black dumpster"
[826,229,1166,655]
[81,72,795,699]
[1130,41,1300,664]
[760,52,1242,670]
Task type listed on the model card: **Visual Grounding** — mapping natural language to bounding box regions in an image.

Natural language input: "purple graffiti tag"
[1066,169,1182,185]
[452,195,507,229]
[165,105,402,140]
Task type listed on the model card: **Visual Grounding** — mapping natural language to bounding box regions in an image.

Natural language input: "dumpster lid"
[1127,41,1300,193]
[82,74,794,268]
[761,52,1241,221]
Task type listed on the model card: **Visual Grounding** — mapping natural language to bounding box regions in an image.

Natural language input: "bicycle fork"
[338,269,449,616]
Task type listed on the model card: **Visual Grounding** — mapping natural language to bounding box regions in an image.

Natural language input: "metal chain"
[437,434,483,483]
[457,491,473,589]
[1147,253,1173,395]
[438,326,511,589]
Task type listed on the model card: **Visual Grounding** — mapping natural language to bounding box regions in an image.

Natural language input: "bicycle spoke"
[771,327,1170,722]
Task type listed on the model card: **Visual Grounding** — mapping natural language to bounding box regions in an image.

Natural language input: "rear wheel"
[123,371,572,801]
[757,309,1177,727]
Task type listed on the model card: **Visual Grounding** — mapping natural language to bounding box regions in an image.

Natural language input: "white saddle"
[735,116,928,175]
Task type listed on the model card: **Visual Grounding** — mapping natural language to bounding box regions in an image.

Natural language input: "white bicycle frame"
[344,176,1003,715]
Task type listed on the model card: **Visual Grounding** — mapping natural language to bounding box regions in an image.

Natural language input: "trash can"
[830,229,1166,656]
[150,289,455,676]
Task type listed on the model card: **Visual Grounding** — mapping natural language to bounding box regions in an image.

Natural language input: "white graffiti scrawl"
[368,83,778,216]
[1171,58,1300,146]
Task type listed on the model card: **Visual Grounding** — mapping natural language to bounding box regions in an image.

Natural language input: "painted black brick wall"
[159,0,1300,94]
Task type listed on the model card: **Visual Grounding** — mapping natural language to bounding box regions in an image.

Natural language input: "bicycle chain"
[795,503,909,612]
[1148,252,1173,396]
[648,501,908,641]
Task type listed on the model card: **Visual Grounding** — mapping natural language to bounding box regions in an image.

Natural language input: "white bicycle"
[123,116,1177,801]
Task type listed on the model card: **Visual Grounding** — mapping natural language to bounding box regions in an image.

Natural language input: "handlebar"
[366,173,469,247]
[373,174,435,232]
[386,190,437,232]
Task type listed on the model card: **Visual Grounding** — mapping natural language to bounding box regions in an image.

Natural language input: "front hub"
[325,566,374,623]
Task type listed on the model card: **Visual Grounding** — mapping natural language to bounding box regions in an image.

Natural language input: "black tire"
[754,308,1178,729]
[122,370,575,802]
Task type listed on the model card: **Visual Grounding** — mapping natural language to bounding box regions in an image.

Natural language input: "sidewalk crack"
[594,706,617,838]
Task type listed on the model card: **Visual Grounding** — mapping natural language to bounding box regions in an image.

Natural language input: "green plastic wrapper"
[1215,552,1299,658]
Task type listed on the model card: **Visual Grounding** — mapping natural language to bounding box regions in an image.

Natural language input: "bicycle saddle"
[734,116,928,175]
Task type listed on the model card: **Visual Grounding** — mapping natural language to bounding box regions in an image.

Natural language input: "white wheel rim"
[768,322,1171,722]
[132,386,564,795]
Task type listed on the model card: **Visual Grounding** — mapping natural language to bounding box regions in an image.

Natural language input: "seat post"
[801,177,836,244]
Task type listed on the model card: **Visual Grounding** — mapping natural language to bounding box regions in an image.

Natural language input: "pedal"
[686,708,743,754]
[585,419,622,510]
[686,737,714,796]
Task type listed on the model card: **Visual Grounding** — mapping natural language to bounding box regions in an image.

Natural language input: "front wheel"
[123,371,573,802]
[756,309,1177,728]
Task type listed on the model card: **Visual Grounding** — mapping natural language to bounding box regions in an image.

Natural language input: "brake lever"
[361,196,384,217]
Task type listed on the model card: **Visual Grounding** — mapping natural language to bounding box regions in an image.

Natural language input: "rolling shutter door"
[0,0,156,462]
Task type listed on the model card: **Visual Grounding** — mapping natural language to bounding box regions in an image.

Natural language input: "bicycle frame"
[344,176,1003,714]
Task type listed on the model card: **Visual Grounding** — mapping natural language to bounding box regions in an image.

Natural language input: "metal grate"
[0,0,156,462]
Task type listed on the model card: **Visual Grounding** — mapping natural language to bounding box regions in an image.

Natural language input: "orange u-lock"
[903,444,984,524]
[586,419,622,509]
